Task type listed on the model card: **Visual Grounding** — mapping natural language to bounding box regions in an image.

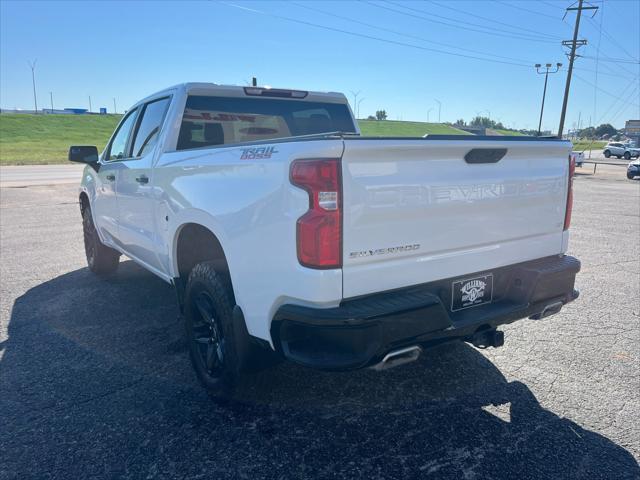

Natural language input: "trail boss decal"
[240,146,278,160]
[451,274,493,311]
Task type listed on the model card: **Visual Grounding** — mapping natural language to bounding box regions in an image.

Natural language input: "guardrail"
[581,160,627,175]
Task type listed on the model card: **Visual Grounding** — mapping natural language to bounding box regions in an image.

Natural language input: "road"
[0,164,84,187]
[0,172,638,479]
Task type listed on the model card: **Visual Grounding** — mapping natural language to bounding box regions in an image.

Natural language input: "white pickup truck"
[70,83,580,397]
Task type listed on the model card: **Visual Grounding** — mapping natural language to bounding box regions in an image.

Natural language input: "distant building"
[625,120,640,145]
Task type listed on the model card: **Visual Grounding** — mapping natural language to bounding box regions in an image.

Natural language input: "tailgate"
[341,138,571,299]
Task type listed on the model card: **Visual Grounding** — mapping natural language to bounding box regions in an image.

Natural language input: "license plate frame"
[451,274,494,312]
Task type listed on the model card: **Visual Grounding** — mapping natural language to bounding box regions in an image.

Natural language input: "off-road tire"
[184,261,242,400]
[82,205,120,275]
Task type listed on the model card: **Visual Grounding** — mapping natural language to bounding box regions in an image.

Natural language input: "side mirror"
[68,146,99,164]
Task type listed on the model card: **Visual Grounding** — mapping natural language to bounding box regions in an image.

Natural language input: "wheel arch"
[172,221,236,305]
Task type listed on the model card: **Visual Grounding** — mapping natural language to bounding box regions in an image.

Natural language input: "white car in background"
[603,142,640,160]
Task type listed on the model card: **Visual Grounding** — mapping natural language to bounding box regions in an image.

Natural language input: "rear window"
[176,95,356,150]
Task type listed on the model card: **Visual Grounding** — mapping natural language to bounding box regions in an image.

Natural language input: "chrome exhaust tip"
[529,301,564,320]
[371,345,422,371]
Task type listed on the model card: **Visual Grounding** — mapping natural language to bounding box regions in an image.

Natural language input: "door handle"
[135,175,149,184]
[105,174,115,181]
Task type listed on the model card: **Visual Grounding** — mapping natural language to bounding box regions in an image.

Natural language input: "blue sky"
[1,0,638,131]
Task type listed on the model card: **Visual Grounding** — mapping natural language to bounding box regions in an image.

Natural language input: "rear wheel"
[184,261,242,399]
[82,205,120,275]
[624,152,631,160]
[604,150,611,158]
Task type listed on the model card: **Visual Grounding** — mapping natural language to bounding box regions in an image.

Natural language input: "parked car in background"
[603,142,640,160]
[627,159,640,179]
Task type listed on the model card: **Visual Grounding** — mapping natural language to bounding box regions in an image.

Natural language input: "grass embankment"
[571,140,606,151]
[358,119,470,137]
[489,129,524,136]
[0,115,471,165]
[0,114,121,165]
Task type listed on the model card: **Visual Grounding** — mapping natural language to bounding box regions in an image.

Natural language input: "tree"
[454,118,466,127]
[375,110,387,121]
[470,116,495,128]
[578,126,596,138]
[594,123,617,139]
[367,115,376,120]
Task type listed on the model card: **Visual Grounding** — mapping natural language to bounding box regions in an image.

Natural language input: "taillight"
[564,154,575,231]
[290,159,342,268]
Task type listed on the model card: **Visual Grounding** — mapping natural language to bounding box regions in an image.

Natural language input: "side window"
[107,109,138,161]
[131,97,171,158]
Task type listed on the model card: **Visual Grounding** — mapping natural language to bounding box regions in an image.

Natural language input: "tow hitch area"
[468,329,505,349]
[371,346,422,371]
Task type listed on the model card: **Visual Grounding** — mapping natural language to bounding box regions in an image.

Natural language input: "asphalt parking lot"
[1,166,638,479]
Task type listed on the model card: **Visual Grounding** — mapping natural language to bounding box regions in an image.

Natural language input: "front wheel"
[624,152,631,160]
[82,205,120,275]
[184,262,242,399]
[604,150,611,158]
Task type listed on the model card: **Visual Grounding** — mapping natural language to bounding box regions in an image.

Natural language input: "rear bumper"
[272,255,580,371]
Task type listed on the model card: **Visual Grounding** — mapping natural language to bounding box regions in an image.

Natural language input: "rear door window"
[176,95,356,150]
[131,97,171,157]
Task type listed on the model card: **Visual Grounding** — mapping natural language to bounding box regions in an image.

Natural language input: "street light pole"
[535,63,562,136]
[49,92,53,113]
[434,99,441,123]
[350,90,361,118]
[357,98,365,119]
[88,96,92,113]
[113,98,117,114]
[28,60,38,113]
[427,107,434,123]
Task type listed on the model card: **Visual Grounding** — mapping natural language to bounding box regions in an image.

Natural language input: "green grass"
[357,119,470,137]
[0,114,471,166]
[571,140,606,151]
[0,114,122,165]
[490,129,525,136]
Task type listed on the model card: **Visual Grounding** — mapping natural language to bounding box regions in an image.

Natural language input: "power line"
[609,85,639,125]
[494,0,572,21]
[593,74,639,125]
[222,2,536,68]
[574,72,640,108]
[365,0,558,44]
[292,1,542,66]
[585,15,639,63]
[428,0,565,41]
[582,55,640,65]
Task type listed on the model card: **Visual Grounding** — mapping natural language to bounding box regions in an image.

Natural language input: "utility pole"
[535,63,562,136]
[88,96,92,113]
[434,99,441,123]
[113,98,117,114]
[49,91,53,113]
[28,59,37,113]
[558,0,598,138]
[350,90,361,118]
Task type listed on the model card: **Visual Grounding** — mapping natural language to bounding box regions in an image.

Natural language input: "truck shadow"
[2,261,638,479]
